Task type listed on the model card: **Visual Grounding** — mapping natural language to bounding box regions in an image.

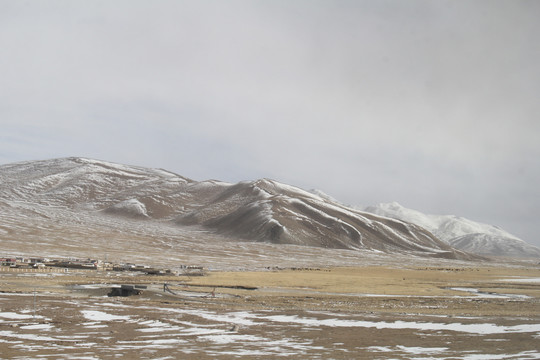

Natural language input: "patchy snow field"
[0,294,539,359]
[1,266,539,359]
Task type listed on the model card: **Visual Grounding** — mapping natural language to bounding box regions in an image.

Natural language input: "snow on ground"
[0,312,37,320]
[449,287,531,299]
[80,310,131,322]
[500,277,540,283]
[1,292,539,359]
[245,313,540,335]
[365,346,540,360]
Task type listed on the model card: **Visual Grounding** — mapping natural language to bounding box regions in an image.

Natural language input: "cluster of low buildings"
[0,256,99,270]
[0,256,205,276]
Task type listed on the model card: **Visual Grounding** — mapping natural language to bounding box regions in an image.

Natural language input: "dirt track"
[1,264,539,359]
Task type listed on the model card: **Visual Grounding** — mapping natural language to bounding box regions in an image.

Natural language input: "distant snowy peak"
[364,202,539,258]
[448,233,540,258]
[364,202,519,242]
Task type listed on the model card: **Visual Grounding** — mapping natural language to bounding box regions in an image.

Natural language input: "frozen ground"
[0,292,539,360]
[1,264,539,359]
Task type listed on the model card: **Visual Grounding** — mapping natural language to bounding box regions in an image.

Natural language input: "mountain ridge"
[0,157,475,260]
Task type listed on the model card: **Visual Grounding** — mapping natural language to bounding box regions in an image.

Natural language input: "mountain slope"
[0,157,474,260]
[177,178,462,254]
[364,202,540,258]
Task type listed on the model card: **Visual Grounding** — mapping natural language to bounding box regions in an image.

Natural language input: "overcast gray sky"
[1,0,539,246]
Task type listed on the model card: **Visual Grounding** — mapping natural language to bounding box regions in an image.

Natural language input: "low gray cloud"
[1,0,539,245]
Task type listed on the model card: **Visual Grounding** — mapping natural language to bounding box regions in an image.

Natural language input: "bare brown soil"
[1,264,539,359]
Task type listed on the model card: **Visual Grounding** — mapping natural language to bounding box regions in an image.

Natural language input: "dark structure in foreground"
[108,284,147,297]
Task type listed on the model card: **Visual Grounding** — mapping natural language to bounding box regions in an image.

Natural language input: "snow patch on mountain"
[308,189,341,204]
[108,199,149,218]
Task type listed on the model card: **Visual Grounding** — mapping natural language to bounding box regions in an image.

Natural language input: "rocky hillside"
[0,157,473,260]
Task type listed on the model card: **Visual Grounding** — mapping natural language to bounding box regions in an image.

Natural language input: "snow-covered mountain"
[364,202,540,258]
[0,157,475,260]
